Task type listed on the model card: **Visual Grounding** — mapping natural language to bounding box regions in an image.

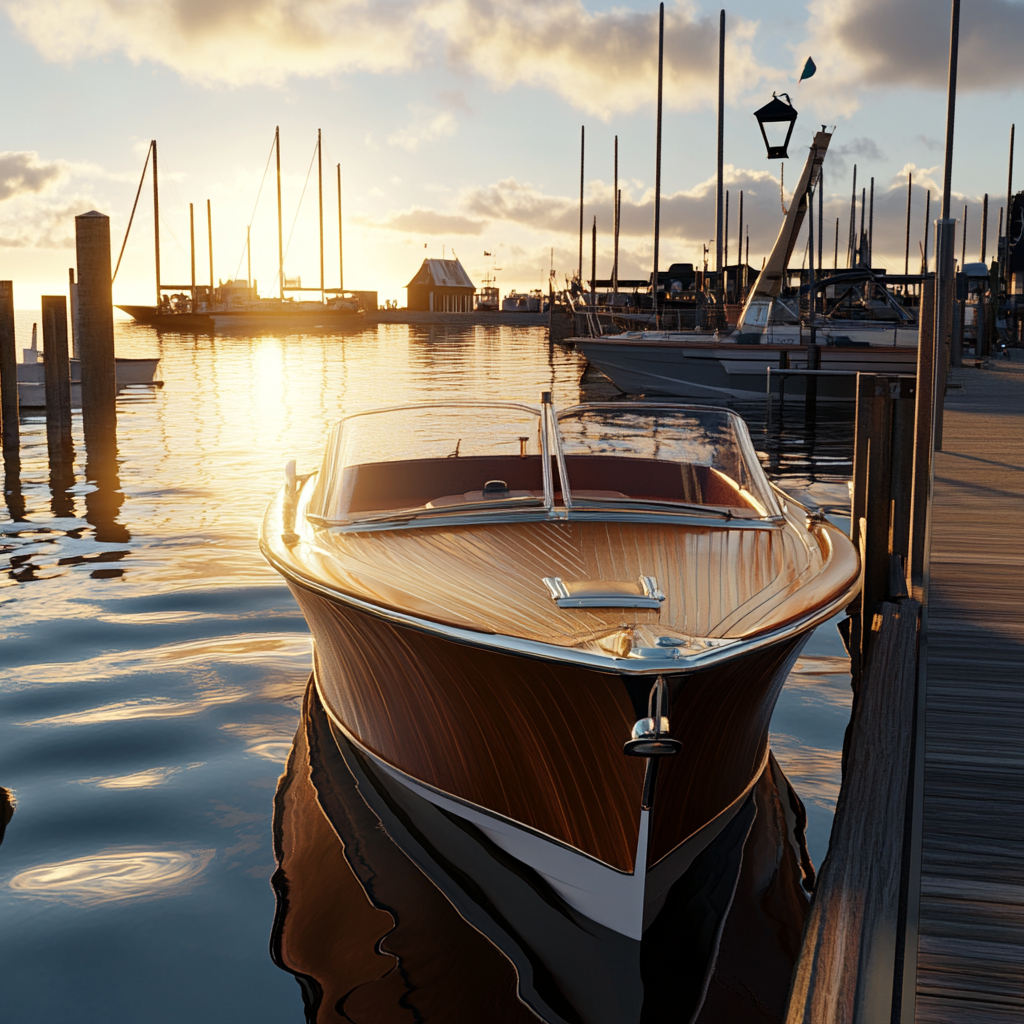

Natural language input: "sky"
[0,0,1022,309]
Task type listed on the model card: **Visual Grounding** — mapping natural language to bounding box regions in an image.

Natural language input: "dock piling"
[0,281,18,453]
[41,295,73,465]
[75,212,117,451]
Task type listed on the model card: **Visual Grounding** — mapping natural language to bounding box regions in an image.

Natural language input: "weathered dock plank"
[911,355,1024,1022]
[784,598,921,1024]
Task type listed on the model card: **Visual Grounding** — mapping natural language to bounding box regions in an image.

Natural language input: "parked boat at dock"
[571,130,922,400]
[261,397,860,946]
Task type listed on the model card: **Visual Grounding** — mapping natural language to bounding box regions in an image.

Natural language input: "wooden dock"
[904,353,1024,1022]
[785,352,1023,1023]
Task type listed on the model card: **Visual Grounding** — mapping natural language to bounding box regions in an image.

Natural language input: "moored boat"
[260,397,860,944]
[571,129,923,399]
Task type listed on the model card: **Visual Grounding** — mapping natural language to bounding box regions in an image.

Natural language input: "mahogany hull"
[288,581,808,881]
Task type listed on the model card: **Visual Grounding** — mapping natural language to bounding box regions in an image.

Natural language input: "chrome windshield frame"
[542,393,572,514]
[553,401,783,520]
[308,398,783,530]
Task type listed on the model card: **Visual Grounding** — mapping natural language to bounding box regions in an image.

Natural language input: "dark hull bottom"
[270,679,813,1024]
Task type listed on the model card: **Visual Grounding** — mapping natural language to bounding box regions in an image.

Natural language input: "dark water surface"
[1,321,855,1022]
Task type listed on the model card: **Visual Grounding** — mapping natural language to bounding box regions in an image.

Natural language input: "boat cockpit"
[305,399,783,531]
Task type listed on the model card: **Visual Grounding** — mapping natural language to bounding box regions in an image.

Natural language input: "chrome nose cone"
[623,716,681,757]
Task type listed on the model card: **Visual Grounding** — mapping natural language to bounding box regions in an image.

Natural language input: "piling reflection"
[271,678,815,1024]
[48,455,76,519]
[83,437,129,545]
[3,449,25,521]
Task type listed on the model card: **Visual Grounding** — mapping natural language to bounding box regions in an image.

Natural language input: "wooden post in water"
[69,268,79,359]
[75,212,117,450]
[0,281,17,452]
[41,295,73,464]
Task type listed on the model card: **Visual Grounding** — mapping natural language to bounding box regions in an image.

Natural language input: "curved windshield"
[307,403,548,524]
[306,401,780,526]
[556,405,779,517]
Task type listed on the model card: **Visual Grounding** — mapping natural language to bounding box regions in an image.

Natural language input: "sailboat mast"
[207,199,214,296]
[247,226,252,290]
[652,3,664,322]
[152,139,161,306]
[318,129,324,303]
[344,163,348,292]
[276,126,284,301]
[189,202,196,313]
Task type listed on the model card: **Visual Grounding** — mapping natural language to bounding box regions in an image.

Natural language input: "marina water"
[1,319,854,1021]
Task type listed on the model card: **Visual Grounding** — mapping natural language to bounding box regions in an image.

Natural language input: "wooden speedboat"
[261,396,860,943]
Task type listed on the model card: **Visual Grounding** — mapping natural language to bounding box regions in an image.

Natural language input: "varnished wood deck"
[911,354,1024,1022]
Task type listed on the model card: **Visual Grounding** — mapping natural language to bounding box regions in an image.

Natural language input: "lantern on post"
[754,92,798,160]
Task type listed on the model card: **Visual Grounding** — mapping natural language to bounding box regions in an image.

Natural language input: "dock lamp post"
[754,93,798,159]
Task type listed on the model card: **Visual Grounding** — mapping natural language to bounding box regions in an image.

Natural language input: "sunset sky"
[0,0,1021,309]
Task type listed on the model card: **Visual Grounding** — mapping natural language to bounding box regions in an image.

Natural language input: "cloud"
[3,0,782,114]
[827,136,887,177]
[372,159,1002,276]
[0,151,99,248]
[0,151,65,201]
[804,0,1024,93]
[388,108,457,151]
[374,208,485,235]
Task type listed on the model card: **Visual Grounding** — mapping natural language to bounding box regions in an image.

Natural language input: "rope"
[232,133,278,282]
[112,142,151,284]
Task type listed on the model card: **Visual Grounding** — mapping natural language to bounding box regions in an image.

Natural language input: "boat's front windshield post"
[539,393,555,513]
[546,400,573,512]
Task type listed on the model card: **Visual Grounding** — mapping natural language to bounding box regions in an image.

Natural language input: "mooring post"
[68,268,80,359]
[862,378,895,666]
[889,377,917,592]
[0,281,17,453]
[908,277,936,595]
[75,212,117,452]
[41,295,73,465]
[933,219,956,450]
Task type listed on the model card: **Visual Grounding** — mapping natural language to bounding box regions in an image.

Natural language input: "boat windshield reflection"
[307,400,780,528]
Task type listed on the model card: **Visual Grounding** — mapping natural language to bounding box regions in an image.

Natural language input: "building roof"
[406,258,475,290]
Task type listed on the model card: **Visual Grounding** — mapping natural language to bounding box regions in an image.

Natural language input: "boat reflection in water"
[272,677,818,1023]
[263,398,860,1021]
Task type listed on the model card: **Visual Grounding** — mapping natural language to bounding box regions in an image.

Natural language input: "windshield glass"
[556,405,779,517]
[307,404,547,523]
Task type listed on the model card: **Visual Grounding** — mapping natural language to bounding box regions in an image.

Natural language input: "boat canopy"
[306,401,782,527]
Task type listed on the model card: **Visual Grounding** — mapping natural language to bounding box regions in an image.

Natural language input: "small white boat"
[15,357,161,409]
